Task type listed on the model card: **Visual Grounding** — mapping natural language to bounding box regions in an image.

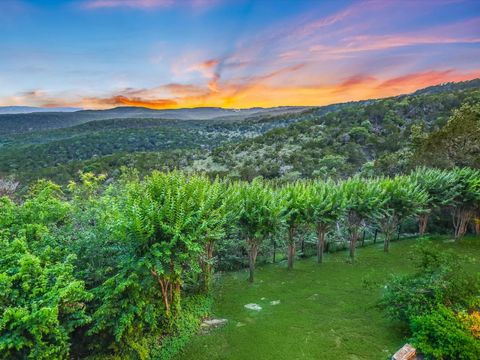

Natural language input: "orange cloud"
[73,69,480,110]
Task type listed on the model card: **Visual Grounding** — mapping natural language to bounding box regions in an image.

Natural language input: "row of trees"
[1,167,479,358]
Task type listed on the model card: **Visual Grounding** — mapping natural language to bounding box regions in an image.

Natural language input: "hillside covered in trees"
[1,79,478,187]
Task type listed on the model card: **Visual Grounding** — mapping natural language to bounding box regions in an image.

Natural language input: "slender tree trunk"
[384,233,391,252]
[272,239,276,263]
[248,240,258,283]
[301,235,305,255]
[453,207,472,240]
[201,241,214,293]
[316,223,326,264]
[361,229,366,247]
[373,229,378,244]
[349,228,358,261]
[418,213,429,236]
[348,211,361,262]
[475,214,480,235]
[287,227,296,270]
[151,268,172,317]
[172,277,182,315]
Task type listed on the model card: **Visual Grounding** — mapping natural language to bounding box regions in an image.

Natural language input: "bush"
[410,305,480,360]
[380,240,480,359]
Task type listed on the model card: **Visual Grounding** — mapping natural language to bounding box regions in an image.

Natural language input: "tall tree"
[409,168,458,236]
[303,180,345,263]
[413,103,480,169]
[235,178,285,282]
[280,182,309,270]
[341,178,383,261]
[450,168,480,239]
[376,176,428,252]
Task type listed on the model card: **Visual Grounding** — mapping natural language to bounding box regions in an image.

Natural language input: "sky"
[0,0,479,110]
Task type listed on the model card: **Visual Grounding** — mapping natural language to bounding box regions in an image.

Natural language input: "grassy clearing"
[176,236,480,360]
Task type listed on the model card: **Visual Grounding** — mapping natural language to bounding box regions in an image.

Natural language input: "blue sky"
[0,0,479,109]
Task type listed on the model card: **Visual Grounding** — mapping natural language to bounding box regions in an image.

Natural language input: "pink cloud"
[81,0,221,9]
[82,0,173,9]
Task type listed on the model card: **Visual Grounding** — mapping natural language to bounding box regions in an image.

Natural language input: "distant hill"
[0,106,82,114]
[0,106,310,135]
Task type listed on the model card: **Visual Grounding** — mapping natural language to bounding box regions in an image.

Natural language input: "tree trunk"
[248,241,258,283]
[361,229,366,247]
[287,243,295,270]
[172,277,182,315]
[453,207,472,240]
[272,239,276,263]
[418,213,429,236]
[475,214,480,235]
[349,229,358,261]
[373,229,378,244]
[384,233,391,252]
[316,223,326,264]
[151,268,172,318]
[287,227,296,270]
[201,241,214,293]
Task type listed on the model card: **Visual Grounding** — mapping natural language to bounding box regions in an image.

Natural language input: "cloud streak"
[81,0,220,9]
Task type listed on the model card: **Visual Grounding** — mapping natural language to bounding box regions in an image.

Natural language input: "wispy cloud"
[81,0,220,10]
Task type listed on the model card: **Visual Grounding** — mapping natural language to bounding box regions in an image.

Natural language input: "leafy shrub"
[380,240,480,359]
[410,305,480,360]
[0,236,91,359]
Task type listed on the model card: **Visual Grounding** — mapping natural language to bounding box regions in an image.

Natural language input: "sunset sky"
[1,0,479,109]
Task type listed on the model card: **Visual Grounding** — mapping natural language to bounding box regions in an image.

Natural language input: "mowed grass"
[177,236,480,360]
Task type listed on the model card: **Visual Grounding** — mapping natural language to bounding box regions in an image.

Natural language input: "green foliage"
[410,305,480,360]
[376,176,428,250]
[0,182,91,359]
[410,168,459,211]
[413,102,480,169]
[341,177,384,259]
[381,240,480,359]
[232,178,285,280]
[381,241,479,322]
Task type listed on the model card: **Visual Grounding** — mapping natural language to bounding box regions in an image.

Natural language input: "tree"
[409,168,458,236]
[341,178,383,261]
[303,180,345,263]
[97,171,225,319]
[413,103,480,169]
[0,184,90,359]
[280,182,309,270]
[450,168,480,239]
[234,178,284,282]
[197,178,230,292]
[376,176,428,252]
[0,177,19,198]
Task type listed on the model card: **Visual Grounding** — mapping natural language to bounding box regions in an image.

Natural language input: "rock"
[244,303,262,311]
[201,318,228,328]
[270,300,280,305]
[392,344,416,360]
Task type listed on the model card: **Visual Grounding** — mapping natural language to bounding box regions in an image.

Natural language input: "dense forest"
[1,79,478,187]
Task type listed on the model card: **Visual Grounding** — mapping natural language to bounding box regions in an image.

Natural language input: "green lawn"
[176,236,480,360]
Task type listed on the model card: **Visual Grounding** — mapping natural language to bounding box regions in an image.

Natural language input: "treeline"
[1,167,479,359]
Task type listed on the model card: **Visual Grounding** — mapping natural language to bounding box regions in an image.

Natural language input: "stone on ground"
[201,318,228,328]
[244,303,262,311]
